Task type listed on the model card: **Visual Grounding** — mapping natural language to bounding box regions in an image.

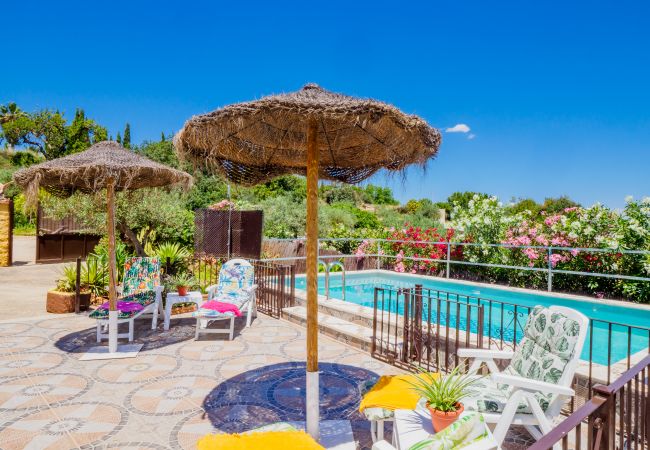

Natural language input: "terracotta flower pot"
[177,285,189,296]
[46,290,91,313]
[428,402,464,432]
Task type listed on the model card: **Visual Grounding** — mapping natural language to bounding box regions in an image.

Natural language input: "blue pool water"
[295,271,650,365]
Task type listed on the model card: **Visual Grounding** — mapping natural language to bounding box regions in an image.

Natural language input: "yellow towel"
[197,430,324,450]
[359,372,439,412]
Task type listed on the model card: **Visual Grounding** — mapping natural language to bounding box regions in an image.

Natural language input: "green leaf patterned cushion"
[463,375,550,414]
[122,257,161,296]
[507,306,580,384]
[475,306,582,413]
[408,412,492,450]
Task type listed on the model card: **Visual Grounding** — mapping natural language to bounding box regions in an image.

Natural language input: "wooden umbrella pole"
[106,177,118,353]
[305,117,320,439]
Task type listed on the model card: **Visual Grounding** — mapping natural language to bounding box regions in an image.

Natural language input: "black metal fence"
[371,285,650,410]
[529,354,650,450]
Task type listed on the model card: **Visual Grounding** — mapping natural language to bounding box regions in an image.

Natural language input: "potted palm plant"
[46,265,92,313]
[407,366,479,432]
[166,272,197,296]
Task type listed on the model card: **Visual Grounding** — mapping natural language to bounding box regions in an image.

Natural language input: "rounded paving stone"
[171,411,219,450]
[0,322,33,336]
[94,354,179,384]
[217,354,290,380]
[36,317,85,330]
[241,325,300,344]
[281,339,347,360]
[0,335,47,355]
[126,376,217,416]
[0,402,126,449]
[0,352,65,378]
[177,339,248,362]
[0,373,91,411]
[334,353,392,372]
[101,443,170,450]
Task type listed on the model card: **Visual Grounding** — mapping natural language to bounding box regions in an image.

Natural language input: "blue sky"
[2,0,648,208]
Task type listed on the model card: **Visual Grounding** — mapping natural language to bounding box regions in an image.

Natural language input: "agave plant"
[55,264,79,293]
[81,255,109,297]
[406,366,479,412]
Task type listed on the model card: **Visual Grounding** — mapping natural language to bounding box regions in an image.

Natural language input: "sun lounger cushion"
[408,412,493,450]
[465,307,581,414]
[359,374,437,421]
[89,301,144,320]
[122,257,161,296]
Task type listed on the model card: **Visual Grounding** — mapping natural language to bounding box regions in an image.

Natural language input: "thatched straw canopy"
[14,141,193,205]
[174,83,442,185]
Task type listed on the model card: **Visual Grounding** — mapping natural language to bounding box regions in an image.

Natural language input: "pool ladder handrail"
[317,259,346,301]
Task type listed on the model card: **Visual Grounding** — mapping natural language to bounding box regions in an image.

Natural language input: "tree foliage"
[0,104,107,159]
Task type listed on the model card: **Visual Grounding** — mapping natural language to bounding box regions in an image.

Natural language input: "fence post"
[591,384,614,450]
[446,243,451,278]
[371,287,379,354]
[413,284,423,362]
[74,257,81,314]
[547,247,553,292]
[477,305,484,349]
[376,240,380,270]
[400,288,409,363]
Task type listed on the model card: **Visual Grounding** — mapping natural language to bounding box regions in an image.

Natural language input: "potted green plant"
[407,366,479,432]
[47,265,92,313]
[166,272,197,296]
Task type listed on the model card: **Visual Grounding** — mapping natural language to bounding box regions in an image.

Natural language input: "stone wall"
[0,199,12,266]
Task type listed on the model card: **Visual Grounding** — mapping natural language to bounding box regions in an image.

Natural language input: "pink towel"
[201,300,242,317]
[99,301,144,313]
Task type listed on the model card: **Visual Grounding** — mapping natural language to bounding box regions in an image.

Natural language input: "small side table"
[165,291,202,331]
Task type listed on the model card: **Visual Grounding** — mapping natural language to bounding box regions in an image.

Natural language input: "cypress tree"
[161,132,166,142]
[123,123,131,148]
[116,132,122,144]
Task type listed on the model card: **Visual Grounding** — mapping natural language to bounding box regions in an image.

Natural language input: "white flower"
[625,195,634,203]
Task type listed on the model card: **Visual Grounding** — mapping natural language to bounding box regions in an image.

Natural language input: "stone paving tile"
[0,313,533,449]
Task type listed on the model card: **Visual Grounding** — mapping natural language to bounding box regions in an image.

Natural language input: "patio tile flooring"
[0,313,403,449]
[0,313,533,449]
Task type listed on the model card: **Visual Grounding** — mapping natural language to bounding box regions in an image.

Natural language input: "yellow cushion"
[359,372,439,412]
[197,430,324,450]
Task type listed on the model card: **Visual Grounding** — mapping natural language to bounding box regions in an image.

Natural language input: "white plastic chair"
[458,305,589,446]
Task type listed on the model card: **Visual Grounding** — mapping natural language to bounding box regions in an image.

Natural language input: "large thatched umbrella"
[13,141,193,354]
[174,83,441,439]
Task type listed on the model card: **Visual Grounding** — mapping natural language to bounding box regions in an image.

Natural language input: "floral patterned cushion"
[90,303,143,320]
[216,262,254,297]
[122,257,161,296]
[121,290,156,306]
[409,412,492,450]
[193,308,237,319]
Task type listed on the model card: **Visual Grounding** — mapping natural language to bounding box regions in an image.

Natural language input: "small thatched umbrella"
[174,83,441,439]
[13,141,193,354]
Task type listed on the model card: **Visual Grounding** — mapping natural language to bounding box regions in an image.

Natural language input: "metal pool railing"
[370,285,650,407]
[530,354,650,450]
[263,237,650,294]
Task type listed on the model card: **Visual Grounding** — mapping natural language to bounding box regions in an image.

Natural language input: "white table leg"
[164,300,172,331]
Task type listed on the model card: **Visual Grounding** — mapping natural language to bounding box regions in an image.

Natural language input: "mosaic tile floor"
[0,313,533,449]
[0,314,403,449]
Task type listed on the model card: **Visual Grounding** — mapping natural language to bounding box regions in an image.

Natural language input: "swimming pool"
[294,270,650,365]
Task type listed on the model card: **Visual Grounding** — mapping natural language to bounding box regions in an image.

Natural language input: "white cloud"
[467,134,476,140]
[445,123,470,133]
